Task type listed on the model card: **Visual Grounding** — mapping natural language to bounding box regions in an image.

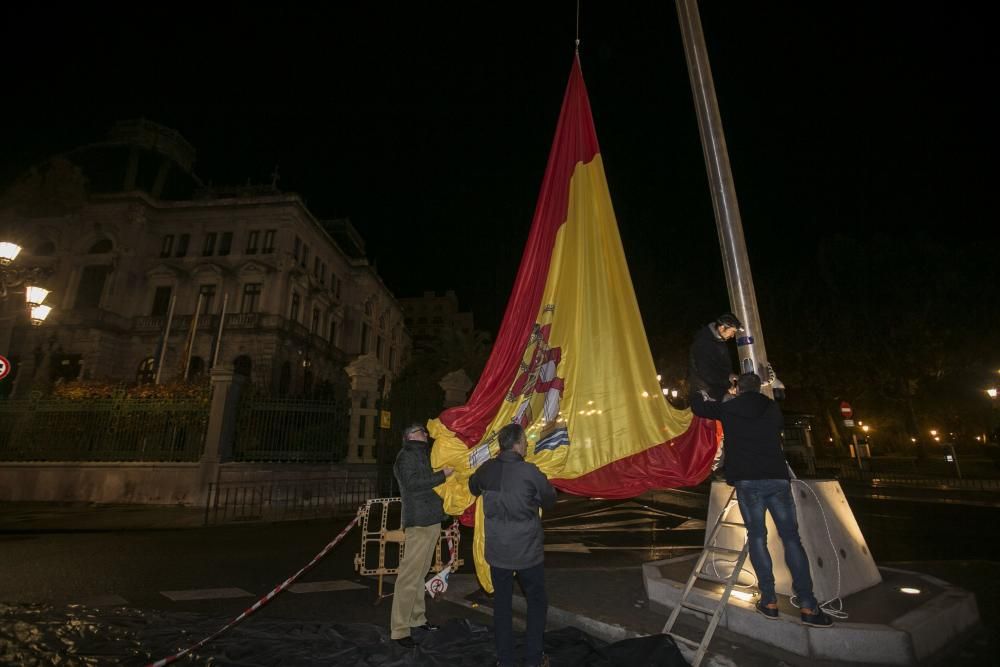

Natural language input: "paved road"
[1,488,997,664]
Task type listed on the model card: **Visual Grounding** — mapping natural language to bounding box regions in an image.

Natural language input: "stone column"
[439,369,473,408]
[199,366,246,502]
[345,354,380,463]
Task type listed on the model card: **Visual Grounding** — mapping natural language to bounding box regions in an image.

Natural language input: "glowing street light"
[987,388,998,399]
[25,285,50,308]
[30,304,52,326]
[0,242,22,266]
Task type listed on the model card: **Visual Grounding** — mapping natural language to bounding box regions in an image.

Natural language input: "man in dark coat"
[469,423,557,667]
[688,312,742,401]
[691,373,833,628]
[390,423,454,648]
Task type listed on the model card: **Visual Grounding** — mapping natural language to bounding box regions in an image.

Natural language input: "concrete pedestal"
[706,479,881,602]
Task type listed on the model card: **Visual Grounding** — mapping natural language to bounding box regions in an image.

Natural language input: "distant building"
[0,119,410,403]
[398,290,474,350]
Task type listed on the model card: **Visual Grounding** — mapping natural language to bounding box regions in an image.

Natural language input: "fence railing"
[835,467,1000,492]
[204,474,377,524]
[0,397,209,462]
[233,397,350,463]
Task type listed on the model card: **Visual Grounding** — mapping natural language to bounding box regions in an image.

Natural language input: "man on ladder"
[691,372,833,628]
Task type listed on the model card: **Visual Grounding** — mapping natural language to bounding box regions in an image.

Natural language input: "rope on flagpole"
[146,507,365,667]
[575,0,581,50]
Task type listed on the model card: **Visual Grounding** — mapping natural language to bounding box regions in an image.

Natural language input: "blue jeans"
[734,479,818,611]
[491,563,547,667]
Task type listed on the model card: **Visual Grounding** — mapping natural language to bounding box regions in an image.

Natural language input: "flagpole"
[211,293,228,368]
[182,293,204,381]
[154,294,176,385]
[675,0,773,396]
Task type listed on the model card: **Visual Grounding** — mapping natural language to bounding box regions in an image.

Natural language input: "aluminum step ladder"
[662,487,749,667]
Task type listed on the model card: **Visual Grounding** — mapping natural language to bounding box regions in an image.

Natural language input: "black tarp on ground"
[0,603,688,666]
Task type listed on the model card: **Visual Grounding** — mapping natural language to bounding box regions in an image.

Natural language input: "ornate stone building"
[0,120,410,417]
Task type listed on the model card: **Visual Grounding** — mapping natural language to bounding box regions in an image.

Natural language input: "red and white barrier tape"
[147,507,364,667]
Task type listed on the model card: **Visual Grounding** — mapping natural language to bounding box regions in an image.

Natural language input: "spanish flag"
[429,55,717,590]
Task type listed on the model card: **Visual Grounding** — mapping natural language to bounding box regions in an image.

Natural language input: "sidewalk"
[0,501,205,532]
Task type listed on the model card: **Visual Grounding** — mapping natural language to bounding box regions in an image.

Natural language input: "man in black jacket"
[390,423,454,648]
[469,423,557,667]
[691,373,833,628]
[688,312,742,401]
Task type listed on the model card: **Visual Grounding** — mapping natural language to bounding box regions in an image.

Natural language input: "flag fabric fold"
[428,55,717,591]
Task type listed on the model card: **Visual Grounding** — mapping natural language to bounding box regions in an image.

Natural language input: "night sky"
[1,1,992,336]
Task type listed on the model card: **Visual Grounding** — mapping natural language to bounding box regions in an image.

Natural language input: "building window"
[376,336,384,361]
[293,236,301,261]
[151,286,172,316]
[175,233,190,258]
[202,232,217,256]
[360,322,370,355]
[320,262,326,286]
[290,291,300,322]
[137,357,156,384]
[246,230,259,255]
[89,238,113,254]
[75,265,111,309]
[188,356,205,378]
[218,232,233,256]
[233,355,252,378]
[241,283,262,313]
[389,347,396,371]
[262,230,276,254]
[301,244,309,268]
[329,319,337,345]
[335,277,342,300]
[198,284,216,314]
[311,308,320,334]
[313,257,320,280]
[160,235,174,258]
[34,241,55,256]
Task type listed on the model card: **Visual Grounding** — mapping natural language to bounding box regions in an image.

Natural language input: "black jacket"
[394,438,448,528]
[690,391,790,483]
[688,324,735,400]
[468,450,557,570]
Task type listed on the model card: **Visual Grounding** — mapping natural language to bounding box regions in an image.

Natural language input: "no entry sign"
[0,354,10,381]
[840,401,853,419]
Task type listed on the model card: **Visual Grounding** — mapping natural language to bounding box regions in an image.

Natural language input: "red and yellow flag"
[429,55,717,589]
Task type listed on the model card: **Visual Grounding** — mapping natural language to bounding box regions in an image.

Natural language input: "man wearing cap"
[688,312,743,402]
[390,423,454,648]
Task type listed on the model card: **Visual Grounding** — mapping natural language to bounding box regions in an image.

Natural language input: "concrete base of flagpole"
[643,554,979,664]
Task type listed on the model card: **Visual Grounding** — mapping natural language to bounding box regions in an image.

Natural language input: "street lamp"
[988,388,998,399]
[0,241,54,326]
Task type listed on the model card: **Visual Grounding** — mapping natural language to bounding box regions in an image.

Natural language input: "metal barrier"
[0,396,208,462]
[233,397,350,463]
[204,474,376,525]
[354,497,463,599]
[837,468,1000,492]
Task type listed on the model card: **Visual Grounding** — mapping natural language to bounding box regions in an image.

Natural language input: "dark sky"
[1,2,992,334]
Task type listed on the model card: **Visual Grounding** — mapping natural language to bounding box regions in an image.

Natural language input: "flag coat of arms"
[428,55,717,589]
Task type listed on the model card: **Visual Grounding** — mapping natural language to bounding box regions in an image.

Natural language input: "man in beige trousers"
[390,423,454,648]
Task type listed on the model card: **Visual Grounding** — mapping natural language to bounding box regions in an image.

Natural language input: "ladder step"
[718,520,745,527]
[668,632,700,647]
[705,545,743,556]
[681,600,717,616]
[694,571,732,585]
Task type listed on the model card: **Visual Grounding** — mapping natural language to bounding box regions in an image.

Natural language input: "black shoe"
[525,655,550,667]
[394,636,417,648]
[801,608,834,627]
[415,623,440,631]
[755,601,779,620]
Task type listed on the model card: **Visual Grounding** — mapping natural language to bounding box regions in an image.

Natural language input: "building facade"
[0,120,410,422]
[398,290,474,350]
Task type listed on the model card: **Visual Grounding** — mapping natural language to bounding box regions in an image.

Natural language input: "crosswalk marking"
[288,579,367,593]
[160,587,254,601]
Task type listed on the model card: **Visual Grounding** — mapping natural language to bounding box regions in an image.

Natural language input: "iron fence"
[233,397,350,463]
[204,473,377,524]
[0,396,209,462]
[835,467,1000,492]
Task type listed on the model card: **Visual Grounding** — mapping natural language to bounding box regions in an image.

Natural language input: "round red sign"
[840,401,853,419]
[0,354,10,381]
